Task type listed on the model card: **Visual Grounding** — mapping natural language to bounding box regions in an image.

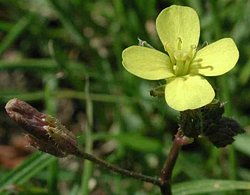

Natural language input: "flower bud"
[26,134,67,157]
[5,98,81,157]
[150,85,165,97]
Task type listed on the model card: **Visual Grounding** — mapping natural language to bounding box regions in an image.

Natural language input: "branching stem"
[159,128,192,195]
[75,128,192,195]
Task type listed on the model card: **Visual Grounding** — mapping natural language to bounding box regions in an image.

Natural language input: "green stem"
[81,78,94,194]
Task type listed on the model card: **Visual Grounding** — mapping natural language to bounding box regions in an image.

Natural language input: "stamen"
[177,37,182,50]
[187,45,198,66]
[174,50,188,61]
[163,41,169,52]
[189,61,213,74]
[164,41,175,64]
[200,41,208,49]
[193,58,202,62]
[198,65,213,70]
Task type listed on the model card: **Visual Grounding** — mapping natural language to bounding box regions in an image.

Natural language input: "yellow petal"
[122,46,174,80]
[196,38,239,76]
[156,5,200,54]
[165,75,215,111]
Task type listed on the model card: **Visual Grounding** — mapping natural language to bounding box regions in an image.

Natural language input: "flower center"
[164,38,196,76]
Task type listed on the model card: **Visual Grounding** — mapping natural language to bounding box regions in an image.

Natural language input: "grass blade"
[173,179,250,194]
[0,15,33,55]
[0,152,56,192]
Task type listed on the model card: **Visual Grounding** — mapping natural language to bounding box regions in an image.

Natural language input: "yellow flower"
[122,5,239,111]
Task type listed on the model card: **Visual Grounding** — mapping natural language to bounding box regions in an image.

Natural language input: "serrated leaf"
[204,117,244,147]
[180,100,244,147]
[173,179,250,195]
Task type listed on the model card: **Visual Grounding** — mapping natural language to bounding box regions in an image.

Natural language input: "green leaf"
[115,133,161,153]
[92,133,161,153]
[46,0,86,46]
[173,180,250,195]
[234,134,250,156]
[0,15,33,55]
[0,152,56,193]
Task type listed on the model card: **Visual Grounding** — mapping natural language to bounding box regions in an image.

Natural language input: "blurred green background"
[0,0,250,194]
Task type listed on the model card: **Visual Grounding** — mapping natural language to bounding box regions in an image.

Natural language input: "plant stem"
[159,129,192,195]
[74,128,192,194]
[81,78,94,194]
[74,129,192,195]
[76,151,162,186]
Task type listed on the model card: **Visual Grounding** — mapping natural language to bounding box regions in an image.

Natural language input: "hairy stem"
[76,151,162,186]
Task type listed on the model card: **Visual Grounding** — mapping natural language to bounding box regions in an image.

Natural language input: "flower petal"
[156,5,200,54]
[165,75,215,111]
[196,38,239,76]
[122,46,174,80]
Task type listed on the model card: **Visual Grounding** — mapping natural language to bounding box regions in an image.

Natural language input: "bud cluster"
[179,100,244,147]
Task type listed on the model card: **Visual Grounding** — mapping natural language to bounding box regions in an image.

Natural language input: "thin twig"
[76,151,162,186]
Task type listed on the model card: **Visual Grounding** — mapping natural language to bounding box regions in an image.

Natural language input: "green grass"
[0,0,250,194]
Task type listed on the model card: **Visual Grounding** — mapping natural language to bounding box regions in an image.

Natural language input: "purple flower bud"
[26,134,67,157]
[5,98,81,157]
[5,98,48,140]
